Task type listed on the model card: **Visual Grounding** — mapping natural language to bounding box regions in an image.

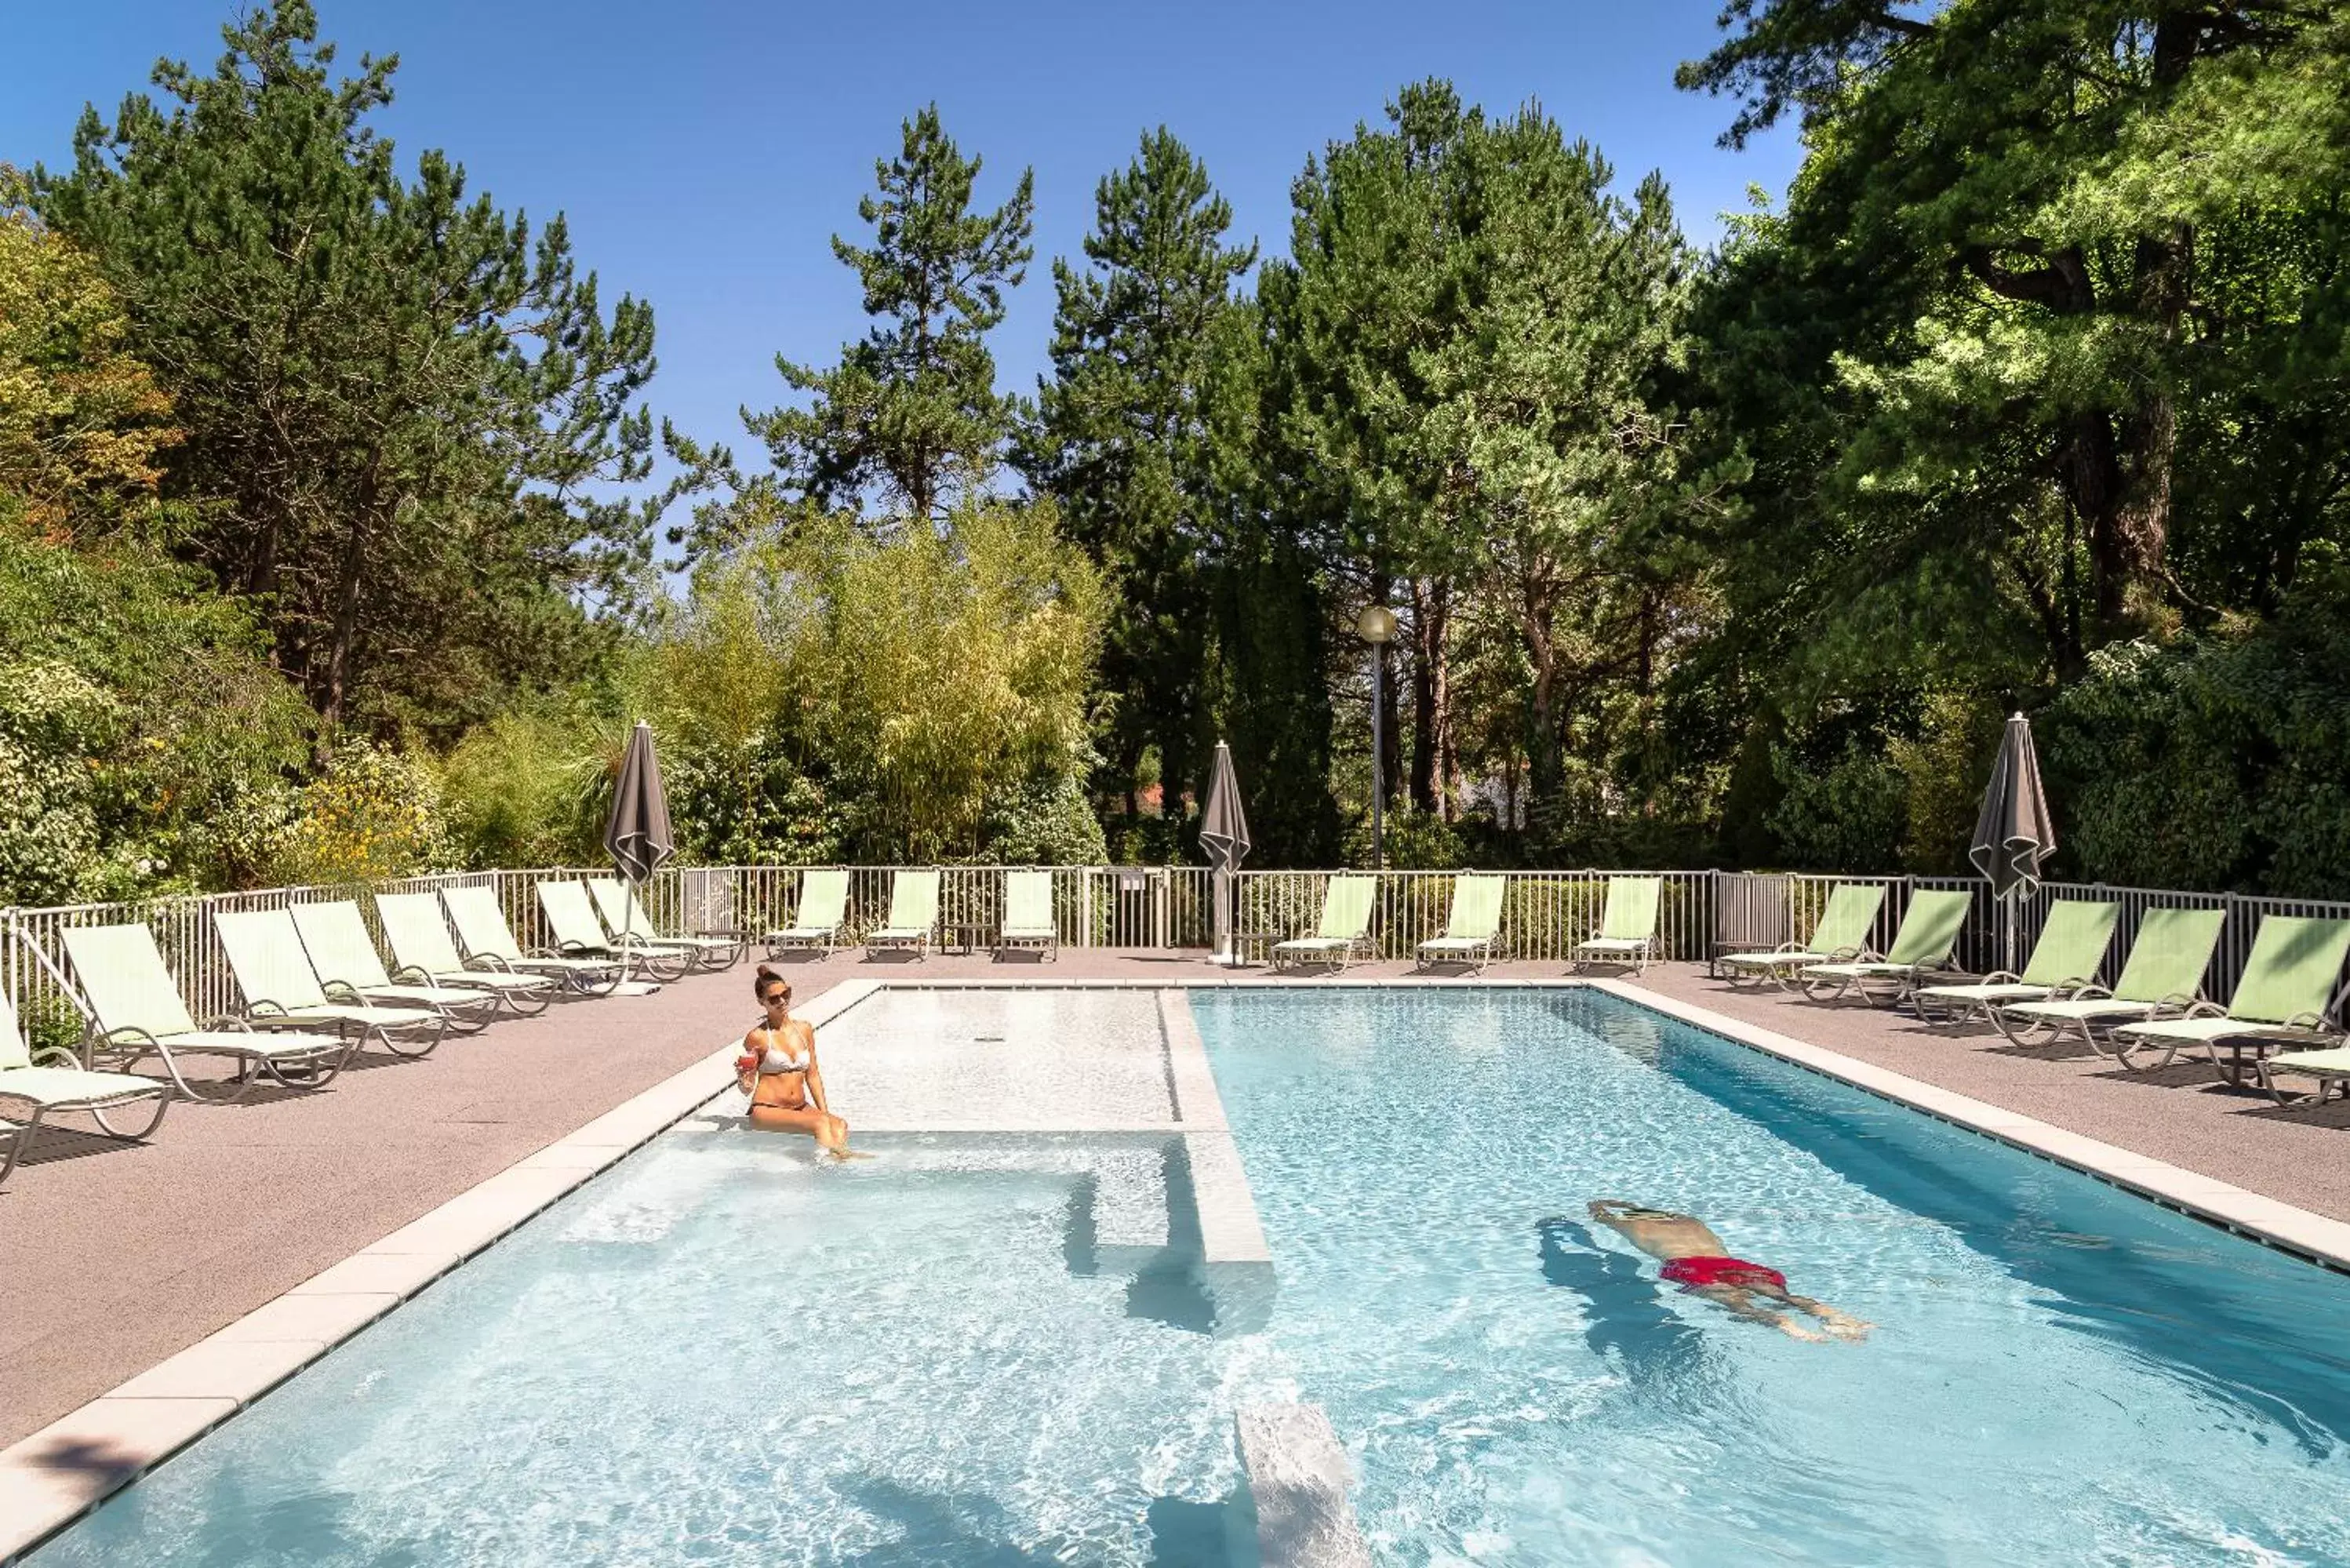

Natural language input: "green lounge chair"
[60,922,355,1102]
[373,892,554,1017]
[442,885,622,995]
[0,991,172,1190]
[1416,874,1507,973]
[291,901,500,1034]
[1274,875,1377,973]
[995,871,1059,960]
[766,869,850,956]
[1990,907,2226,1050]
[866,870,941,959]
[1799,888,1973,1005]
[1715,884,1886,988]
[1913,900,2120,1028]
[1573,878,1664,975]
[537,879,696,982]
[214,909,446,1057]
[588,877,746,971]
[2111,915,2350,1085]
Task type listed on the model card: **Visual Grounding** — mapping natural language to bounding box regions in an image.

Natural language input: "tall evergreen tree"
[693,106,1032,546]
[1022,127,1256,819]
[38,2,659,739]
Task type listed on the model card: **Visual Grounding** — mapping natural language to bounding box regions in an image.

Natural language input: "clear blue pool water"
[27,988,2350,1566]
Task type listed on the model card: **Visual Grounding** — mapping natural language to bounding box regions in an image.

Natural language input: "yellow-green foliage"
[632,500,1107,862]
[437,707,611,870]
[271,740,451,886]
[0,184,180,538]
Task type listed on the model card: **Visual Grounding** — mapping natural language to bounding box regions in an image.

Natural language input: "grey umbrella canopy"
[604,720,677,900]
[1969,711,2056,900]
[1200,740,1251,961]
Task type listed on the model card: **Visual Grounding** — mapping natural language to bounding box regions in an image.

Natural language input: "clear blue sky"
[8,1,1802,530]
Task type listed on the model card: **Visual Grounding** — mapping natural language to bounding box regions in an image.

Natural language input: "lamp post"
[1355,603,1398,868]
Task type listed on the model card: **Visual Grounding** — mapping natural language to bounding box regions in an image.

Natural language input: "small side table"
[1233,930,1276,968]
[944,922,989,957]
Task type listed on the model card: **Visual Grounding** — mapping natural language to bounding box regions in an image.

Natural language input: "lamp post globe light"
[1355,604,1398,868]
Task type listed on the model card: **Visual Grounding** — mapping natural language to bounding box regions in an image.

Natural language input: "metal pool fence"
[6,864,2348,1044]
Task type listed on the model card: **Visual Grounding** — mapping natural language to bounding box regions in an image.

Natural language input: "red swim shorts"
[1660,1255,1788,1293]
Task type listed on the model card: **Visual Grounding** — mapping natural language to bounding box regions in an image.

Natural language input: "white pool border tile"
[13,970,2350,1563]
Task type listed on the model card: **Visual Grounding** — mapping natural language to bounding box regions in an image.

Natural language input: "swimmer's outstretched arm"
[1768,1289,1872,1342]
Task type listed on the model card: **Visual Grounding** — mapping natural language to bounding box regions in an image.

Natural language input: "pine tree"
[38,2,658,739]
[729,106,1033,535]
[1023,127,1255,818]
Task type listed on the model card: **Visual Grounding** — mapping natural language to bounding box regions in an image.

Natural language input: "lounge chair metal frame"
[215,909,448,1060]
[2106,915,2350,1089]
[1798,889,1974,1007]
[1911,900,2120,1029]
[1987,907,2228,1055]
[1715,884,1886,991]
[61,923,358,1104]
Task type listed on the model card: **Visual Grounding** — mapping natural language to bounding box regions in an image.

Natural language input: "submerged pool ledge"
[1595,979,2350,1277]
[0,980,885,1564]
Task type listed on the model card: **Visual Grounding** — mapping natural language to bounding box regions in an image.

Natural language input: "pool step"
[1236,1403,1370,1568]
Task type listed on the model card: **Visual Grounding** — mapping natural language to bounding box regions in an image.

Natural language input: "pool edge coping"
[12,972,2350,1561]
[1588,978,2350,1276]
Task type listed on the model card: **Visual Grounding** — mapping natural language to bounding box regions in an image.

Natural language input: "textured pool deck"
[9,946,2350,1558]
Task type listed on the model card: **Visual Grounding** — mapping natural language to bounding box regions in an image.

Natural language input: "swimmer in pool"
[735,966,859,1158]
[1587,1200,1871,1343]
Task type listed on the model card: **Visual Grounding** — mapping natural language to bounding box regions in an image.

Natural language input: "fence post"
[1080,868,1095,952]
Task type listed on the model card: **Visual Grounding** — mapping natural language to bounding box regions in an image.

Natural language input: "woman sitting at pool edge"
[1588,1200,1870,1343]
[737,967,853,1156]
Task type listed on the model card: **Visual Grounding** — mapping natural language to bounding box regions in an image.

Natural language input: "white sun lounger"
[766,869,849,956]
[0,992,172,1189]
[538,879,697,981]
[442,885,622,995]
[373,893,554,1016]
[215,909,446,1057]
[588,877,744,970]
[291,901,500,1033]
[60,922,355,1102]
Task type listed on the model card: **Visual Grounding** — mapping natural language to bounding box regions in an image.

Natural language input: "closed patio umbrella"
[1970,711,2055,972]
[604,720,676,984]
[1200,740,1252,965]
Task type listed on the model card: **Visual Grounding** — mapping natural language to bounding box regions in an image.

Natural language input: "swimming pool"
[24,987,2350,1565]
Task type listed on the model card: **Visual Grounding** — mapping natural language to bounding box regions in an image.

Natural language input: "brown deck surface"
[7,948,2348,1448]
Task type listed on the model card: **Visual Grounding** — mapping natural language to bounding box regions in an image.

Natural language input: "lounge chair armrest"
[88,1024,166,1071]
[2180,999,2226,1020]
[245,999,296,1020]
[198,1014,256,1033]
[30,1044,83,1070]
[2069,984,2114,1001]
[467,953,518,973]
[321,980,368,1006]
[1981,971,2022,986]
[389,962,435,986]
[2284,1010,2331,1031]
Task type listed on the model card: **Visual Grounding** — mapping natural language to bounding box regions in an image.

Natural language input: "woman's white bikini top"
[757,1038,810,1075]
